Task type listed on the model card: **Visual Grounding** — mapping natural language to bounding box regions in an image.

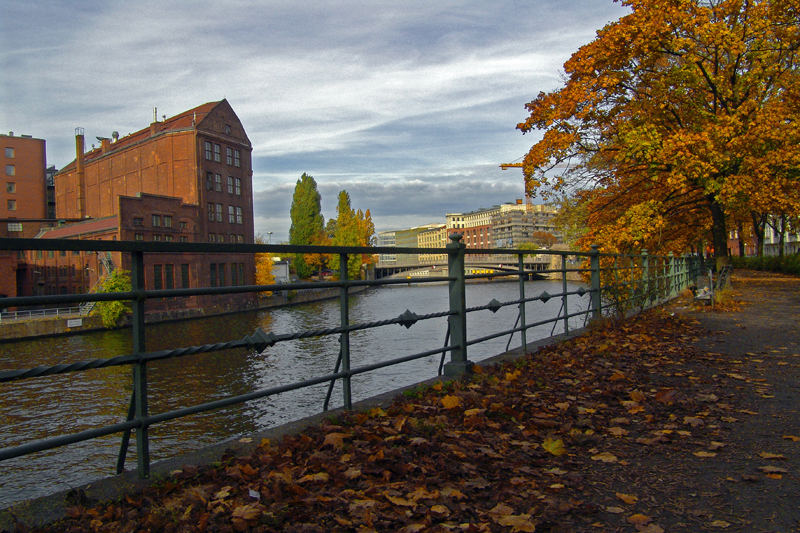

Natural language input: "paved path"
[662,270,800,531]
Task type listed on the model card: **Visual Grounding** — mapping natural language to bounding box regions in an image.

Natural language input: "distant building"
[377,231,397,265]
[492,203,560,248]
[417,224,447,264]
[22,100,257,316]
[0,133,55,298]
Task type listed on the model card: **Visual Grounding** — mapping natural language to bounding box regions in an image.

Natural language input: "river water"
[0,280,588,508]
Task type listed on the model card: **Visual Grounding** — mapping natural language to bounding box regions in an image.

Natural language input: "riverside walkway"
[3,269,799,532]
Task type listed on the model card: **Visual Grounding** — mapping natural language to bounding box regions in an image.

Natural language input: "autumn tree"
[289,173,324,278]
[254,233,275,295]
[517,0,800,263]
[329,191,376,279]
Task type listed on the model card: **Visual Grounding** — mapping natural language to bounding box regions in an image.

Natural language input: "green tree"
[329,190,362,279]
[92,268,132,329]
[289,173,324,278]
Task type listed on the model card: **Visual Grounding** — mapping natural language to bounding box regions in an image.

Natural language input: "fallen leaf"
[709,520,731,528]
[496,513,537,532]
[616,492,638,504]
[765,473,783,479]
[607,426,629,437]
[655,388,678,403]
[627,513,651,525]
[757,452,786,460]
[297,472,330,483]
[344,467,362,480]
[693,451,717,458]
[441,395,462,409]
[430,504,450,516]
[591,452,618,463]
[232,503,264,521]
[758,466,788,474]
[629,390,646,402]
[782,435,800,442]
[322,432,350,450]
[464,408,486,417]
[385,494,415,507]
[542,437,567,456]
[639,525,665,533]
[606,506,625,514]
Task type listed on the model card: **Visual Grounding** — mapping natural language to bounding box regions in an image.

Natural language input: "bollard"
[443,234,471,377]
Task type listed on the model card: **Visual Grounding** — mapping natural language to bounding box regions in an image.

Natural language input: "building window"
[6,182,15,193]
[133,217,143,226]
[226,147,233,165]
[135,233,144,240]
[213,143,221,162]
[165,264,174,289]
[237,234,244,243]
[206,171,214,190]
[7,199,16,211]
[5,164,15,176]
[163,215,172,228]
[234,177,241,195]
[181,263,190,288]
[228,205,235,223]
[215,173,222,191]
[165,235,173,242]
[179,221,187,230]
[5,147,14,158]
[153,264,163,290]
[208,203,214,222]
[152,214,161,227]
[225,124,231,135]
[234,149,240,167]
[7,222,22,232]
[227,176,233,194]
[204,141,212,160]
[235,206,243,224]
[153,234,161,241]
[239,263,245,284]
[215,203,223,222]
[219,263,226,286]
[231,263,238,285]
[210,263,217,287]
[179,236,188,242]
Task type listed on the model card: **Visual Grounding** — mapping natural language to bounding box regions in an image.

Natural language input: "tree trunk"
[708,197,729,269]
[751,211,766,257]
[736,221,745,257]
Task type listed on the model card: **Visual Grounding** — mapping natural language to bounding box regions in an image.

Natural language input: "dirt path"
[8,270,800,533]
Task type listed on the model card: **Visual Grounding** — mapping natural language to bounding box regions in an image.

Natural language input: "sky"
[1,0,627,242]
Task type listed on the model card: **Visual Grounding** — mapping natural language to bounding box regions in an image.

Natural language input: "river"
[0,279,588,508]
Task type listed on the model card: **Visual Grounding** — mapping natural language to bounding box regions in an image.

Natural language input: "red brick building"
[1,133,54,298]
[22,100,258,315]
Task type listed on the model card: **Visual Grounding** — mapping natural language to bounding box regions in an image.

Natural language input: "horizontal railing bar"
[0,419,140,462]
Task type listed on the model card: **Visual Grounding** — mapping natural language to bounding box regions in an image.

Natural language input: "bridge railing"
[0,236,701,483]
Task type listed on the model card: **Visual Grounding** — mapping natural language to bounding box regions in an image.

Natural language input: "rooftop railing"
[0,235,701,481]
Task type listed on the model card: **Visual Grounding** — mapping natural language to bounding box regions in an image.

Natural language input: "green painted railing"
[0,235,701,480]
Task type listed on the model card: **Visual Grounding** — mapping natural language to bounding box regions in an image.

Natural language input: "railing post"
[517,253,527,352]
[589,245,601,320]
[131,250,150,478]
[339,252,352,410]
[561,254,569,333]
[640,249,650,309]
[443,234,471,377]
[667,252,675,299]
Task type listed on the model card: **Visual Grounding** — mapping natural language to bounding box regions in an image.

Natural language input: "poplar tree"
[289,173,324,278]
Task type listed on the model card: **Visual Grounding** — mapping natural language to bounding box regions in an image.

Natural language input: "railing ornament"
[487,298,503,314]
[244,328,278,352]
[397,309,420,329]
[539,290,551,303]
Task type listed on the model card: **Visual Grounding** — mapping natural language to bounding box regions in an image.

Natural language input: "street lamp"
[267,231,273,244]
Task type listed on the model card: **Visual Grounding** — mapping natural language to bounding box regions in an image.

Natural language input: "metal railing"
[0,235,701,480]
[0,306,82,323]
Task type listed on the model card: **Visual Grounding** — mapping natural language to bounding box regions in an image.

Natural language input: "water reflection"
[0,280,587,508]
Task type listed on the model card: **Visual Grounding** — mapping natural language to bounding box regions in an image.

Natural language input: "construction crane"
[499,162,523,170]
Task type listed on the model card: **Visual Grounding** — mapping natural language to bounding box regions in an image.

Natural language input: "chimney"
[100,138,111,153]
[150,107,158,136]
[75,128,86,218]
